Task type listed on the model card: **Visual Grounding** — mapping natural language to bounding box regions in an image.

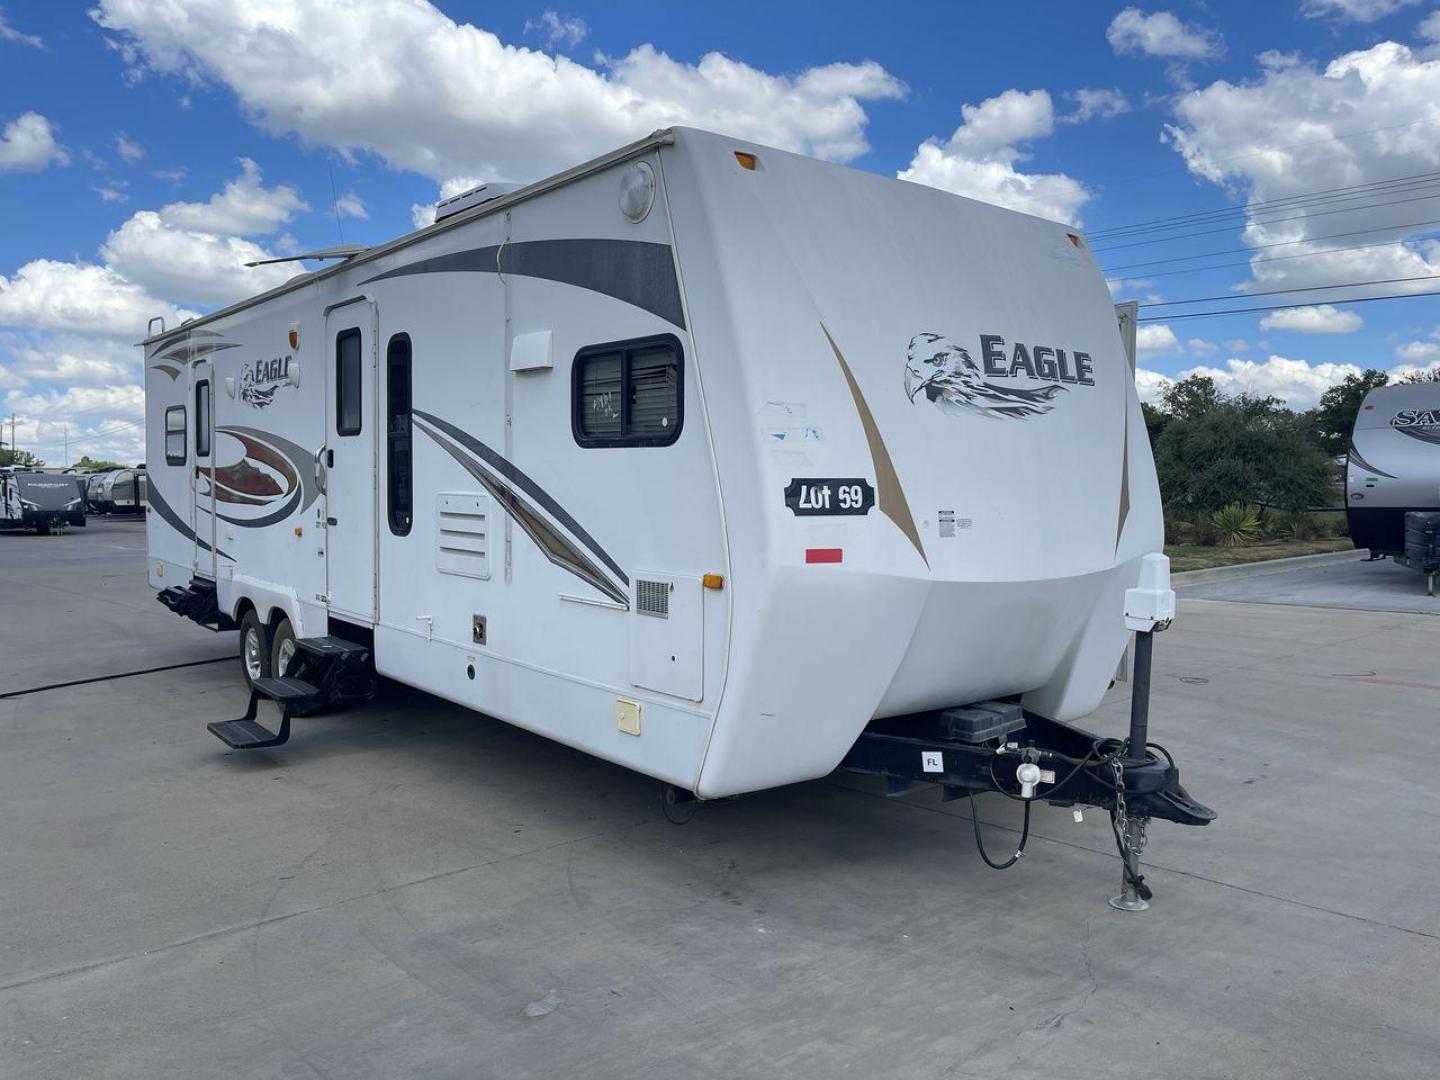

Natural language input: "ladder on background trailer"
[207,635,373,749]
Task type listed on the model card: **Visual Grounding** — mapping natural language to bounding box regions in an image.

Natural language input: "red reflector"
[805,547,843,564]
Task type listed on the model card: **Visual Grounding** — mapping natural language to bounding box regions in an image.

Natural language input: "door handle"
[327,517,338,526]
[326,449,334,468]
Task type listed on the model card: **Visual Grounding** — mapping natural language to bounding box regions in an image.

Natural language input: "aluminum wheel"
[243,625,265,683]
[275,636,297,677]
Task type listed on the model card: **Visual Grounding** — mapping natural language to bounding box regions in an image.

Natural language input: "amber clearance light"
[734,151,758,171]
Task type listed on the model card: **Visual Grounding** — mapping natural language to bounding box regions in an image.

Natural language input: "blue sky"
[2,0,1439,464]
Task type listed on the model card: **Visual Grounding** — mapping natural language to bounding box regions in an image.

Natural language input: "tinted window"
[165,406,186,465]
[195,380,211,457]
[386,333,412,536]
[336,328,362,436]
[572,336,682,448]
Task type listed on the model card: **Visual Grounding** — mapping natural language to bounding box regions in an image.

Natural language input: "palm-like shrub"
[1212,503,1262,547]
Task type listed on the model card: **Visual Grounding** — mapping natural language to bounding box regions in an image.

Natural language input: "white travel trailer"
[146,128,1211,903]
[1346,381,1440,591]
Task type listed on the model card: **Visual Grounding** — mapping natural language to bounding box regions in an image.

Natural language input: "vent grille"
[436,493,491,580]
[636,579,669,618]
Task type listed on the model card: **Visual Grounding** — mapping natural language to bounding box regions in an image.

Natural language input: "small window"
[165,406,187,465]
[386,333,413,536]
[336,327,362,436]
[572,335,682,448]
[194,379,211,457]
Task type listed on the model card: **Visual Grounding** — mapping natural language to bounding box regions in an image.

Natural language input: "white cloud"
[0,112,68,171]
[0,260,193,337]
[5,335,138,386]
[524,10,586,50]
[1061,88,1131,124]
[1422,11,1440,40]
[1188,337,1220,355]
[157,158,306,235]
[1,383,147,467]
[410,203,437,229]
[898,89,1089,224]
[0,9,43,48]
[1136,323,1181,355]
[334,191,367,219]
[1165,41,1440,295]
[94,184,128,204]
[115,132,144,163]
[1134,367,1173,403]
[91,0,905,184]
[1107,8,1222,59]
[154,167,187,183]
[99,211,295,307]
[1173,355,1365,407]
[1396,338,1440,362]
[1258,304,1364,333]
[1302,0,1421,23]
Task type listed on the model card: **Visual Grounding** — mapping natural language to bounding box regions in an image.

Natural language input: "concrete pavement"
[1,522,1437,1078]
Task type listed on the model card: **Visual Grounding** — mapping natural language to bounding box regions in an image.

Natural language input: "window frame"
[335,326,363,437]
[194,379,211,458]
[385,332,413,536]
[570,333,684,449]
[164,405,187,466]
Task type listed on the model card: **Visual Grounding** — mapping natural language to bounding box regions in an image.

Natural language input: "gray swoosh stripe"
[147,482,231,560]
[1348,441,1398,478]
[359,239,685,329]
[413,409,628,587]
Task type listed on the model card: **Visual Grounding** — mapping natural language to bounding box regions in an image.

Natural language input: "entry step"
[207,717,289,749]
[252,676,321,703]
[294,635,370,660]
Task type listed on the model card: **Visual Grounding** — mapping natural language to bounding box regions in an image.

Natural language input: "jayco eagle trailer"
[1347,381,1440,592]
[146,128,1212,905]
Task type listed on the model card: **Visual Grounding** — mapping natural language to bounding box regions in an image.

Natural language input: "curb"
[1172,547,1365,587]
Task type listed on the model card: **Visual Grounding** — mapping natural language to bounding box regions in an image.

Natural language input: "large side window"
[194,380,211,457]
[572,335,682,448]
[386,333,413,536]
[165,405,187,465]
[336,327,362,436]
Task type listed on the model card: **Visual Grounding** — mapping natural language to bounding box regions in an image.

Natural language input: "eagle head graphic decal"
[904,332,1084,420]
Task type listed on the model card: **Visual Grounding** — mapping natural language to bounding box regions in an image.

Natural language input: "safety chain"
[1111,755,1150,858]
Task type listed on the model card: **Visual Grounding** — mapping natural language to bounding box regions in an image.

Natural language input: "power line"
[1139,273,1440,308]
[1100,215,1440,272]
[1137,287,1440,322]
[1107,231,1440,282]
[1089,187,1440,252]
[1088,169,1440,239]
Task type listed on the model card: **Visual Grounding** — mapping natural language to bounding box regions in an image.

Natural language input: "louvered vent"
[436,493,491,580]
[635,579,670,618]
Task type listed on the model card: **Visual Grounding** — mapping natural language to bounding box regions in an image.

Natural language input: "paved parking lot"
[2,521,1438,1079]
[1178,552,1439,616]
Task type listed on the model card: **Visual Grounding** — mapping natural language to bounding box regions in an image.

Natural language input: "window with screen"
[572,335,682,448]
[165,406,186,465]
[336,327,362,436]
[194,380,211,457]
[386,333,413,536]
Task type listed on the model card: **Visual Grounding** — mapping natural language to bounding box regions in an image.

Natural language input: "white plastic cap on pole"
[1124,552,1176,632]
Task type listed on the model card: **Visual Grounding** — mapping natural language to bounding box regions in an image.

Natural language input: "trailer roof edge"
[140,129,679,346]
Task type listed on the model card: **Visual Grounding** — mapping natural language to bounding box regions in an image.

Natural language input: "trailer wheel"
[239,610,271,690]
[270,617,298,678]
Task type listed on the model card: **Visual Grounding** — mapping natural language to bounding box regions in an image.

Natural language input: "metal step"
[252,676,322,704]
[294,635,370,660]
[207,716,290,750]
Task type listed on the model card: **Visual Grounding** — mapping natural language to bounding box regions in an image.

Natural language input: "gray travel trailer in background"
[102,469,146,515]
[0,470,86,533]
[1346,381,1440,592]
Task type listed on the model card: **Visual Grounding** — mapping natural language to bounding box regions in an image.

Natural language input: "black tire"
[238,609,271,690]
[35,524,50,536]
[270,616,298,678]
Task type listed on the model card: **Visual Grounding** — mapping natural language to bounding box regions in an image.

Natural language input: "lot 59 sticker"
[784,477,875,516]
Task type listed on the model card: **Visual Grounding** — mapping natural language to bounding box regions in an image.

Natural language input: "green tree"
[0,448,45,468]
[1140,401,1169,446]
[1312,369,1389,455]
[73,455,126,470]
[1153,382,1333,518]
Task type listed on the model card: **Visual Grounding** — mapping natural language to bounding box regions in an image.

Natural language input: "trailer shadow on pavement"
[2,538,1438,1079]
[1177,554,1439,615]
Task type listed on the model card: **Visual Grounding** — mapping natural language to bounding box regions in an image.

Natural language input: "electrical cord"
[969,792,1032,870]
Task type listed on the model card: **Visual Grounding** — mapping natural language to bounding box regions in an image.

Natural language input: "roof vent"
[434,182,521,224]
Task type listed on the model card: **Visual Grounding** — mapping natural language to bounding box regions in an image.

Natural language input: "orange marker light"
[1066,233,1083,248]
[734,151,758,171]
[703,573,724,590]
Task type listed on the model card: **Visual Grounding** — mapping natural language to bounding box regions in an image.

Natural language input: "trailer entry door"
[324,301,378,622]
[192,357,216,581]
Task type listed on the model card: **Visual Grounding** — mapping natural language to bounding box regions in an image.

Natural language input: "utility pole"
[64,423,69,466]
